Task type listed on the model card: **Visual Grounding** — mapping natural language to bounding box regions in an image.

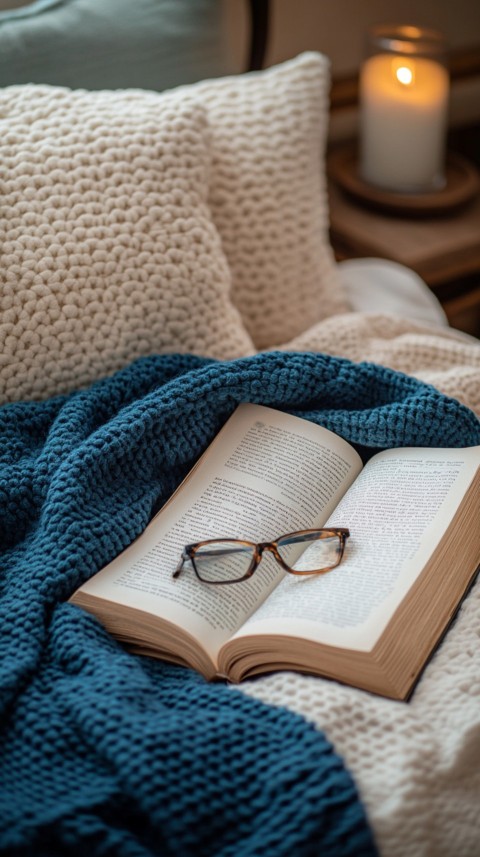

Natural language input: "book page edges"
[219,468,480,700]
[70,591,218,680]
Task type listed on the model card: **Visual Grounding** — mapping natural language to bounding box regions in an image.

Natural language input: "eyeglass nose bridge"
[256,541,291,571]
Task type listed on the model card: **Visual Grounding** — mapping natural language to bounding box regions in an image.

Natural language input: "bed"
[1,4,480,855]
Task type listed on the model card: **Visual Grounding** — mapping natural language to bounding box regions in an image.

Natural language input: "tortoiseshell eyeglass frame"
[173,527,350,585]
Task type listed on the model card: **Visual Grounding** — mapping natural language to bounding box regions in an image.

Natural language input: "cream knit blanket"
[237,310,480,857]
[283,311,480,417]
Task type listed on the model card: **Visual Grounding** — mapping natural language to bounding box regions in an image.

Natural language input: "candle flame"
[396,66,413,85]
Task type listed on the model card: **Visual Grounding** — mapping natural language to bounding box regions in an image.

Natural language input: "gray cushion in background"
[0,0,233,90]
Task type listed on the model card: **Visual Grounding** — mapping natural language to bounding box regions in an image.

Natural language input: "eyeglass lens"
[277,532,342,573]
[192,541,255,583]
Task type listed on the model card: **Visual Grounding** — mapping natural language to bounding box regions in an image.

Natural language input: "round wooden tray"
[327,144,480,216]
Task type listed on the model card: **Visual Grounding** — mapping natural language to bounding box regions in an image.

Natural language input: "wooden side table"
[327,175,480,337]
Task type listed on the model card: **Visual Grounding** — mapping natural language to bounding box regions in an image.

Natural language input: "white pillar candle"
[360,52,449,192]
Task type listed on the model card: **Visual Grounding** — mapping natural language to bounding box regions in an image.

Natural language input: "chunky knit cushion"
[172,52,349,348]
[0,86,254,403]
[52,52,346,351]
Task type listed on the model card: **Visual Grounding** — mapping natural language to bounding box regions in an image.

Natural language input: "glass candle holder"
[359,25,449,193]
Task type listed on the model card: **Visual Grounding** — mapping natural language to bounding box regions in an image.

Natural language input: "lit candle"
[360,26,449,193]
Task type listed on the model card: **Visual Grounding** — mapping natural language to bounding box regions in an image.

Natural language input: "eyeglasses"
[173,528,350,585]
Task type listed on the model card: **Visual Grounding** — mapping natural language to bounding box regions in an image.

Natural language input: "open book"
[70,404,480,700]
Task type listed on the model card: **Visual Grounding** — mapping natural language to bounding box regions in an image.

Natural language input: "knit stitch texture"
[1,53,348,365]
[1,350,479,857]
[171,52,349,347]
[0,85,253,404]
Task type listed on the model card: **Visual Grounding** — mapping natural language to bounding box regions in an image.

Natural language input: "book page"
[76,404,362,663]
[233,446,480,652]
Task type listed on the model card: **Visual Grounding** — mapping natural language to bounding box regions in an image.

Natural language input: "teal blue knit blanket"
[1,351,479,856]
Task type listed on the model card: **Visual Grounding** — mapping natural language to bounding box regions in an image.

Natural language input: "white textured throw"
[0,86,253,402]
[282,311,480,416]
[237,310,480,857]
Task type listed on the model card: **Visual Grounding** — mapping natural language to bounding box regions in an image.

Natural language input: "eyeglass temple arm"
[173,550,189,579]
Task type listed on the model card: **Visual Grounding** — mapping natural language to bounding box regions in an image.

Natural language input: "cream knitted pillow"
[69,53,347,350]
[0,86,254,403]
[173,52,349,348]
